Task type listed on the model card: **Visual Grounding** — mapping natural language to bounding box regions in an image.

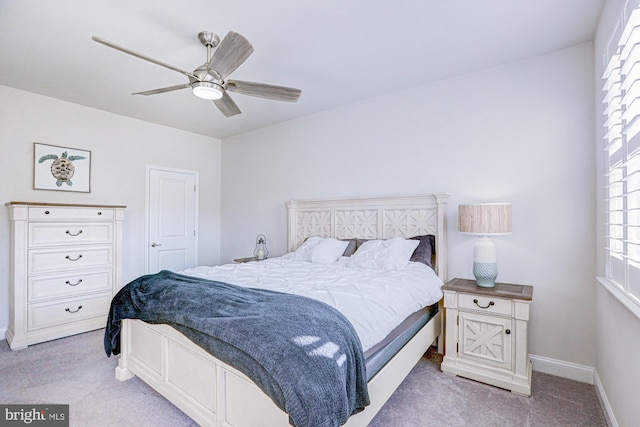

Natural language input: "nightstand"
[440,278,533,396]
[233,256,262,263]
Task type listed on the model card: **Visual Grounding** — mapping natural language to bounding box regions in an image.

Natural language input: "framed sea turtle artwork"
[33,143,91,192]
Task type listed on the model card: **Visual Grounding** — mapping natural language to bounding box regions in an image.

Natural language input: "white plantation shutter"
[603,1,640,305]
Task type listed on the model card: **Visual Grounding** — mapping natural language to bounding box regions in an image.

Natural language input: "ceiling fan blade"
[227,80,301,102]
[207,31,254,79]
[132,83,191,96]
[213,91,242,117]
[92,36,196,80]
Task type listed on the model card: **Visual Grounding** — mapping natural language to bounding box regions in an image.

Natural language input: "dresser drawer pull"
[65,229,83,236]
[65,305,83,314]
[65,279,83,286]
[65,254,83,261]
[473,298,495,309]
[97,212,102,215]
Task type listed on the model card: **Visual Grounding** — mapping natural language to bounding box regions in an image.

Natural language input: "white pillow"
[286,237,349,265]
[347,237,419,270]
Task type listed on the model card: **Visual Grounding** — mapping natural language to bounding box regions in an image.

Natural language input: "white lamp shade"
[459,203,512,235]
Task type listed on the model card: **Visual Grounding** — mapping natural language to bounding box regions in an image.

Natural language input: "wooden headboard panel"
[286,193,449,281]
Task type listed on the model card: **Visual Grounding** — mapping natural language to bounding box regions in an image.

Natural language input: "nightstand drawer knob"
[505,329,511,335]
[473,298,495,309]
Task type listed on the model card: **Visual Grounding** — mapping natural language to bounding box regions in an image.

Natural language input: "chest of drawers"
[6,202,125,349]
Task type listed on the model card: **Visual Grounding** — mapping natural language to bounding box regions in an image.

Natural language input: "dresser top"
[6,201,126,208]
[442,277,533,300]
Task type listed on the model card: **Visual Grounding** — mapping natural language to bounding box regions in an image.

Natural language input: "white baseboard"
[529,353,594,384]
[594,370,618,427]
[0,326,7,342]
[530,356,616,426]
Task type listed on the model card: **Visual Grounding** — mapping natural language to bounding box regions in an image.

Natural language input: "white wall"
[594,1,640,426]
[0,85,222,332]
[221,43,596,369]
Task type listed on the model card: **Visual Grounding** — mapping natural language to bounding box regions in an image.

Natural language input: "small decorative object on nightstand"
[440,277,533,396]
[254,234,268,260]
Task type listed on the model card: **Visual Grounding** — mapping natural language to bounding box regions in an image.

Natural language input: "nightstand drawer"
[458,293,512,316]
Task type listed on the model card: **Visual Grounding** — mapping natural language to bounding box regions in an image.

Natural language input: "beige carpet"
[0,329,606,426]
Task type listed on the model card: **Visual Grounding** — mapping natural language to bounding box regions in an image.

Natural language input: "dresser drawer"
[28,245,113,274]
[29,223,113,247]
[458,293,512,316]
[28,270,112,302]
[28,207,114,220]
[28,293,112,331]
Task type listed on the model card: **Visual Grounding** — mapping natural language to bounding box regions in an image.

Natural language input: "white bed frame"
[115,193,449,427]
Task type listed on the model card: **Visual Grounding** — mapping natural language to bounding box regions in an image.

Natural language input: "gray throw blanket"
[104,270,370,427]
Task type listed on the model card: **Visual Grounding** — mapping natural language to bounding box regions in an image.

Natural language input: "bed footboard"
[116,319,288,427]
[116,311,441,427]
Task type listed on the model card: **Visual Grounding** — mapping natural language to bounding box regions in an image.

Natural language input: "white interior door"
[147,166,198,273]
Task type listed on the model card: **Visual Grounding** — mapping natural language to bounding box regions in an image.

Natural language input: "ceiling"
[0,0,605,139]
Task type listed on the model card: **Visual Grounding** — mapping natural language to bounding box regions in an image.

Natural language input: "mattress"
[179,256,444,353]
[364,304,438,381]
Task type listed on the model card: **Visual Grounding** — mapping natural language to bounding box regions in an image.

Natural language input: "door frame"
[145,164,199,274]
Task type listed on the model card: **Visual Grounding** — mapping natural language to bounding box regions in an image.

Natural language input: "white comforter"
[180,257,443,352]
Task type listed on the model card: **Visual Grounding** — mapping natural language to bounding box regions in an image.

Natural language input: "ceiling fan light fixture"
[192,81,224,100]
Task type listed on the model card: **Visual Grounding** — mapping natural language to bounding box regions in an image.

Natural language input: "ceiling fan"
[92,31,301,118]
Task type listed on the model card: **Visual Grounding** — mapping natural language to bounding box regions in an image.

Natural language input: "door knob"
[151,242,162,247]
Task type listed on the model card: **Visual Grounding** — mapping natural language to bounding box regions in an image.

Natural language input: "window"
[602,1,640,311]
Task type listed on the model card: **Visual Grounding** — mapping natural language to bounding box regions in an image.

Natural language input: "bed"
[109,193,449,427]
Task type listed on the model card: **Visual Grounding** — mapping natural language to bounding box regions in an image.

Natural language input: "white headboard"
[286,193,449,281]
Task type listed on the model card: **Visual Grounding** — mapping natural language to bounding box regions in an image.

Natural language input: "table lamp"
[458,203,512,287]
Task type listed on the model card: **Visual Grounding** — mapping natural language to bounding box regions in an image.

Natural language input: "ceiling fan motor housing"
[197,31,220,48]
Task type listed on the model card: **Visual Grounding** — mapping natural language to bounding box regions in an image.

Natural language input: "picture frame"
[33,142,91,193]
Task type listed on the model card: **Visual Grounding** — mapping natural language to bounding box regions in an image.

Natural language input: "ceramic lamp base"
[473,262,498,287]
